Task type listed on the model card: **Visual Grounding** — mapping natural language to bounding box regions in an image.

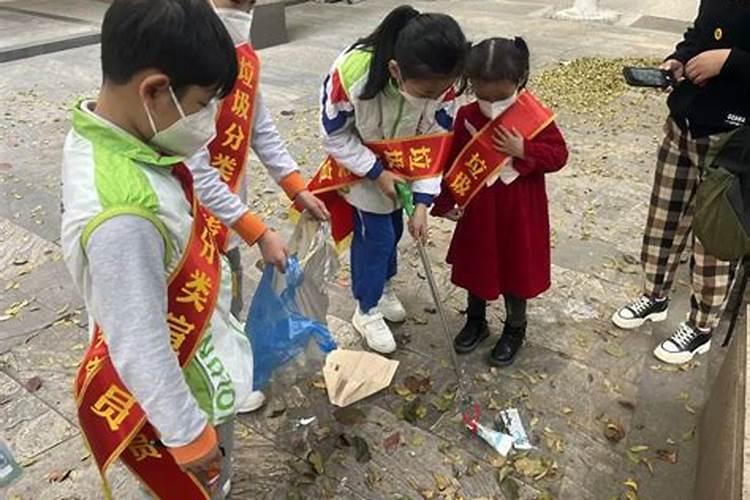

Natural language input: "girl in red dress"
[433,37,569,366]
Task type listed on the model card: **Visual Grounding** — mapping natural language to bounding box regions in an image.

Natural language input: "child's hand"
[408,204,429,243]
[493,126,525,159]
[376,171,404,200]
[258,229,288,273]
[295,190,330,221]
[444,207,464,221]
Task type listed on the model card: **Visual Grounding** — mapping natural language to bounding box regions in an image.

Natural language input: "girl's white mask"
[477,91,518,120]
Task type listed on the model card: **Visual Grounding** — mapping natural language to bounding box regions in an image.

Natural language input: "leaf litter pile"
[530,56,661,116]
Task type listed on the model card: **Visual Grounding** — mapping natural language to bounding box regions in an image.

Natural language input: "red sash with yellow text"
[207,43,260,251]
[74,166,222,499]
[305,132,452,246]
[444,91,555,208]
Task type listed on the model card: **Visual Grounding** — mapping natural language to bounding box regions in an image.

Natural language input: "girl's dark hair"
[466,37,530,88]
[101,0,238,98]
[354,5,467,100]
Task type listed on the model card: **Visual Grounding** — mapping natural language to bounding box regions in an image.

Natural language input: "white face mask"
[478,91,518,120]
[144,86,219,157]
[215,8,253,45]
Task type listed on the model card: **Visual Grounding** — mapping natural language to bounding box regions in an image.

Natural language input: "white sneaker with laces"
[352,307,397,354]
[235,390,266,414]
[612,295,669,329]
[378,282,407,323]
[653,322,712,365]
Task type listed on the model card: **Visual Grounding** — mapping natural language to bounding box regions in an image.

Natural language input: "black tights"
[467,292,527,327]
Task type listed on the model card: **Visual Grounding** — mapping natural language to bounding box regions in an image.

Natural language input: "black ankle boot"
[454,317,490,354]
[490,322,526,366]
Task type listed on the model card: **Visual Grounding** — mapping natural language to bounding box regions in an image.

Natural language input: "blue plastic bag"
[246,257,337,390]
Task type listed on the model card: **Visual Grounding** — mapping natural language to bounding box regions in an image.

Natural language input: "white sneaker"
[235,390,266,414]
[352,307,397,354]
[612,295,669,330]
[653,322,712,365]
[378,282,407,323]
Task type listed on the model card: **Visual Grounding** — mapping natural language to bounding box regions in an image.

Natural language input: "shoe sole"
[352,316,397,354]
[383,313,407,323]
[454,331,490,354]
[488,343,523,368]
[653,341,711,365]
[612,309,668,330]
[488,353,517,368]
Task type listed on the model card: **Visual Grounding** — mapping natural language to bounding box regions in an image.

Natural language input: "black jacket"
[667,0,750,137]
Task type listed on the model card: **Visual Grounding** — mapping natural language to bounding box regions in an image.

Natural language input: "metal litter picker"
[395,182,483,426]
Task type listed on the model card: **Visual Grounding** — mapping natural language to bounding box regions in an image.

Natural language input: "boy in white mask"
[61,0,252,497]
[433,37,569,367]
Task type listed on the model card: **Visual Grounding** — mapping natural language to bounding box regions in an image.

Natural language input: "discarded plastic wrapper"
[476,422,513,456]
[499,408,533,451]
[323,349,399,407]
[0,441,22,487]
[463,402,512,456]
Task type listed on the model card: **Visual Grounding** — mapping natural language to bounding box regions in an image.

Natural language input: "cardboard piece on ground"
[323,349,399,407]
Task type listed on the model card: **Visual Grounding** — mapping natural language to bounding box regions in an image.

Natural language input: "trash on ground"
[323,349,399,407]
[499,408,533,451]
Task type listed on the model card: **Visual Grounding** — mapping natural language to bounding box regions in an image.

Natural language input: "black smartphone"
[622,67,675,89]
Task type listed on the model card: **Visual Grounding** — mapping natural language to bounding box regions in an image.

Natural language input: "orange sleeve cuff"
[279,171,307,200]
[168,424,217,466]
[233,211,268,245]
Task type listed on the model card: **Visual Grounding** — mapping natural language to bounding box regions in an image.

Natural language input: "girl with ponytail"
[432,37,569,367]
[320,5,467,354]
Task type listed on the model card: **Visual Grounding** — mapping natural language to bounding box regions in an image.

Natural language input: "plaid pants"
[641,117,735,331]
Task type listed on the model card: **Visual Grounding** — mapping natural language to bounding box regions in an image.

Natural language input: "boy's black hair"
[101,0,237,98]
[466,37,530,88]
[354,5,467,100]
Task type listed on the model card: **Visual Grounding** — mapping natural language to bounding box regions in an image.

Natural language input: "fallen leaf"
[641,457,654,476]
[604,345,627,358]
[467,462,482,477]
[402,398,428,424]
[433,473,451,491]
[629,445,649,453]
[394,385,412,398]
[432,392,455,413]
[684,403,696,415]
[623,478,638,492]
[626,450,641,465]
[513,457,546,478]
[604,420,625,443]
[352,436,371,463]
[404,375,432,394]
[666,438,676,446]
[268,401,287,419]
[333,407,365,426]
[310,377,327,391]
[47,469,73,483]
[0,299,31,321]
[411,434,425,448]
[676,392,690,402]
[383,432,401,454]
[683,427,696,442]
[562,407,574,415]
[419,489,436,499]
[306,450,325,475]
[656,449,678,464]
[24,376,43,393]
[617,400,636,411]
[364,468,382,490]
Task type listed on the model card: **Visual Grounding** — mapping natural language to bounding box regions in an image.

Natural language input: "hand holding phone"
[623,66,676,89]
